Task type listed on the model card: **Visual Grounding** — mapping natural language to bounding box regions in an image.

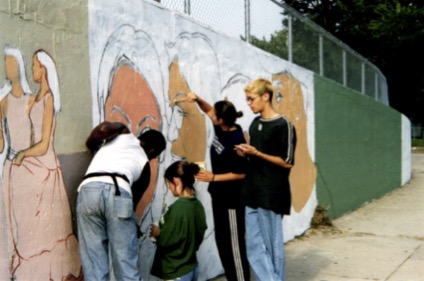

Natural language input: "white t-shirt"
[79,133,148,194]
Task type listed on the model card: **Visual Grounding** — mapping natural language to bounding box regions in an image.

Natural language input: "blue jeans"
[245,207,285,281]
[167,266,198,281]
[77,181,141,281]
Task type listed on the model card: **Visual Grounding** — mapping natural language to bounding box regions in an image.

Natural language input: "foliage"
[412,138,424,147]
[280,0,424,123]
[250,15,321,73]
[250,29,289,60]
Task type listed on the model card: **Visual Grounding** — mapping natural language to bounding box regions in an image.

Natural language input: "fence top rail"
[271,0,385,77]
[158,0,388,105]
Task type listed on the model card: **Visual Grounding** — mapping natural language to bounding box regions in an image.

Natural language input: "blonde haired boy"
[235,78,296,281]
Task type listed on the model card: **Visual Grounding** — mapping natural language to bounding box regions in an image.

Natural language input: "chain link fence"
[158,0,389,105]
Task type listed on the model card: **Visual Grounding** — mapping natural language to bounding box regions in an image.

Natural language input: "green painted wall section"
[314,75,402,218]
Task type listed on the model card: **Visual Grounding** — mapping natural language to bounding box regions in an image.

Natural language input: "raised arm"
[184,92,214,120]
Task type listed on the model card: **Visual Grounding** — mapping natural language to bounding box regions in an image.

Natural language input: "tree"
[281,0,424,124]
[249,11,321,74]
[250,29,289,60]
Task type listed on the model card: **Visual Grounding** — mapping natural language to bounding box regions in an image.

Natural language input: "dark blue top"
[209,124,247,208]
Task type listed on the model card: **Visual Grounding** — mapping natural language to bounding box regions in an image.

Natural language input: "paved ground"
[212,150,424,281]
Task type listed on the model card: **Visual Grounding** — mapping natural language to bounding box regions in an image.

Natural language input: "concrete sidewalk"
[212,151,424,281]
[285,150,424,281]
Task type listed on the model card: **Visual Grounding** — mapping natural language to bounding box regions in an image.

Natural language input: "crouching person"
[77,121,166,281]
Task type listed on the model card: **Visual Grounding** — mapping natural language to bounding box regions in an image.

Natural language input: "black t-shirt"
[131,163,151,208]
[208,124,247,208]
[242,115,296,215]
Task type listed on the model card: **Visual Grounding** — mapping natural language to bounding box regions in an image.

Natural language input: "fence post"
[184,0,191,15]
[375,73,379,100]
[245,0,251,43]
[343,50,347,87]
[361,62,365,95]
[288,15,292,63]
[319,34,324,76]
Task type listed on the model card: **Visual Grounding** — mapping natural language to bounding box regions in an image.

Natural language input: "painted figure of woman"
[7,49,81,280]
[0,45,33,281]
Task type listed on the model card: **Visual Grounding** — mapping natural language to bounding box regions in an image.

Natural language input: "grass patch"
[296,205,342,238]
[310,205,334,228]
[412,138,424,147]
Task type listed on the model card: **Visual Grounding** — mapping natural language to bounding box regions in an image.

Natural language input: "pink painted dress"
[7,92,81,280]
[0,93,32,280]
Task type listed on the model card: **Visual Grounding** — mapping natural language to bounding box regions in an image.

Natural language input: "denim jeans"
[166,266,198,281]
[245,207,285,281]
[77,181,141,281]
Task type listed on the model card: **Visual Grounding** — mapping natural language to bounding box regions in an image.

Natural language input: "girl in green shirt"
[150,161,207,281]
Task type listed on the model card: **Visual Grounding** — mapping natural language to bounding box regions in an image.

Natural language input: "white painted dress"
[8,92,81,280]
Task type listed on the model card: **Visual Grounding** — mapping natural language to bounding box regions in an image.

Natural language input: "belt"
[83,172,129,196]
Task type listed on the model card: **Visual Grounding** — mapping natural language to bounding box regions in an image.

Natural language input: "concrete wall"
[314,75,406,218]
[0,0,410,280]
[0,0,92,152]
[0,1,90,280]
[88,2,317,280]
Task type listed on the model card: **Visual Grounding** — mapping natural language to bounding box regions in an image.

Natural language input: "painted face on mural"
[31,55,43,84]
[272,74,317,212]
[168,59,206,163]
[106,65,161,135]
[5,56,19,82]
[105,64,162,217]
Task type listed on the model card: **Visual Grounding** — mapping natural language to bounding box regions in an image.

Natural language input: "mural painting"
[272,73,317,212]
[0,47,82,280]
[0,0,408,278]
[96,25,164,220]
[168,58,207,164]
[0,0,316,280]
[164,32,223,279]
[220,73,256,136]
[89,1,317,280]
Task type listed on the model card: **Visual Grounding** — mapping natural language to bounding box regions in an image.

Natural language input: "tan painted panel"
[272,73,317,212]
[168,59,206,163]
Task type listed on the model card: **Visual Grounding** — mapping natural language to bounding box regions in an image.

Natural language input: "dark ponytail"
[214,101,243,127]
[164,161,201,191]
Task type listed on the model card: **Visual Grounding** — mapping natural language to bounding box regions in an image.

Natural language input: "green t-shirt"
[151,197,207,280]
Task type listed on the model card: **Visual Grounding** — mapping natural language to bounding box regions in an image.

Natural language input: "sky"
[159,0,285,40]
